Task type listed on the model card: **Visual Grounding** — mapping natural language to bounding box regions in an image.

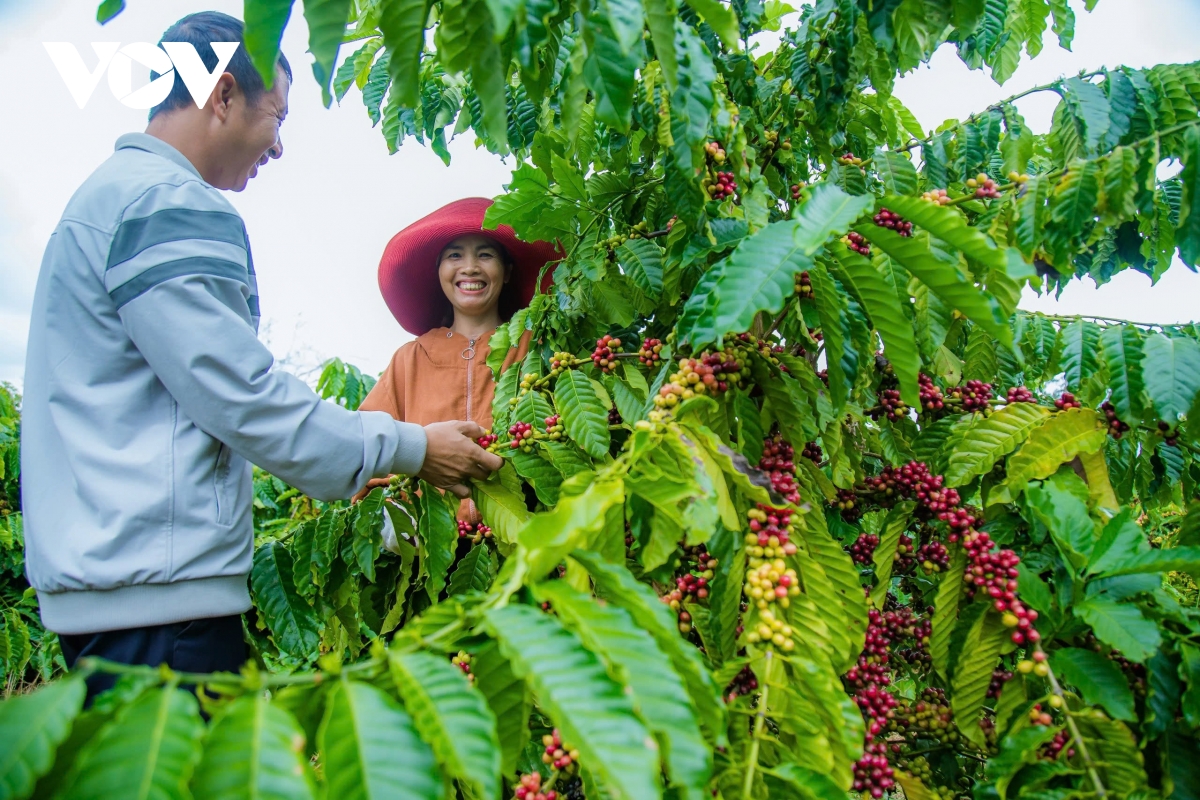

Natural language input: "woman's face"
[437,234,508,320]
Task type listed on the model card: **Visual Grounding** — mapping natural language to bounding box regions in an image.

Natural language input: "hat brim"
[378,197,561,336]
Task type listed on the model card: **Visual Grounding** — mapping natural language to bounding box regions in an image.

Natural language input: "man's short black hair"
[149,11,292,120]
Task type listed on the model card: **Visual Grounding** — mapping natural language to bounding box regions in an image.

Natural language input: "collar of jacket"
[115,132,206,182]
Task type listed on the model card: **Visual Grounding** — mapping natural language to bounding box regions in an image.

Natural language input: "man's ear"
[209,73,238,122]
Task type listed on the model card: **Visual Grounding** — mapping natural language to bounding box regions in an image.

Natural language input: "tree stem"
[1039,650,1109,799]
[74,654,384,689]
[895,70,1105,153]
[742,650,773,799]
[764,296,797,340]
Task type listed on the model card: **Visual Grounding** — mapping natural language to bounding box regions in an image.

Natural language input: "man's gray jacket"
[22,133,427,635]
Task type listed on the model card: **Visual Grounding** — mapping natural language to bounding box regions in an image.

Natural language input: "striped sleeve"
[105,181,259,327]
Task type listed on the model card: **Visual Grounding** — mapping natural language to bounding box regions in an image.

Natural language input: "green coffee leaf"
[678,183,873,350]
[60,687,204,799]
[830,242,921,406]
[389,651,500,800]
[1051,648,1136,721]
[484,605,662,800]
[857,226,1011,347]
[251,542,321,662]
[994,408,1108,502]
[942,401,1051,487]
[192,694,315,800]
[535,582,711,800]
[930,547,968,679]
[554,370,611,459]
[1075,598,1161,662]
[0,677,85,800]
[319,680,443,800]
[572,550,727,747]
[950,612,1008,748]
[1142,332,1200,423]
[470,639,531,775]
[1101,325,1146,422]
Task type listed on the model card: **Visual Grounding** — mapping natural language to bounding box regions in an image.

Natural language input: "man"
[21,11,500,696]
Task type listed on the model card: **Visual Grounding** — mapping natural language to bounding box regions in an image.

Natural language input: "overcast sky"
[1,0,1198,388]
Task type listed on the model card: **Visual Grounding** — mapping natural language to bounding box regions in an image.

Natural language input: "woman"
[357,197,559,518]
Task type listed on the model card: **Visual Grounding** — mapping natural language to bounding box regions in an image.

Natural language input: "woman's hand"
[419,420,503,498]
[352,476,394,504]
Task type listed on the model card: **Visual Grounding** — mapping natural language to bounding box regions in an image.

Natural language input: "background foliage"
[3,0,1200,798]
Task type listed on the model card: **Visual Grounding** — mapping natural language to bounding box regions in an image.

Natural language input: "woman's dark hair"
[436,238,519,329]
[149,11,293,121]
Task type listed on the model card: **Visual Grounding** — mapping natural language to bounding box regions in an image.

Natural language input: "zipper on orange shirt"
[463,337,477,421]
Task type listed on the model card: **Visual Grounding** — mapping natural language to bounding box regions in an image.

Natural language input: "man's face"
[223,67,288,192]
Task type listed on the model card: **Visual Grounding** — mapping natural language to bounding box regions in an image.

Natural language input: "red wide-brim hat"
[378,197,561,336]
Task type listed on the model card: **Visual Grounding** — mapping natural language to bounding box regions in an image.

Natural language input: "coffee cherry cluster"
[852,741,895,799]
[477,431,498,449]
[921,188,951,205]
[1007,171,1031,184]
[1016,649,1050,677]
[707,171,737,201]
[759,434,801,503]
[891,688,958,744]
[743,567,800,651]
[1158,421,1180,447]
[451,651,474,684]
[542,729,579,771]
[638,338,663,366]
[987,667,1013,699]
[849,532,881,564]
[746,504,798,552]
[1006,386,1035,404]
[836,488,862,521]
[591,335,622,373]
[600,232,630,251]
[549,352,575,376]
[967,173,1000,199]
[1028,703,1056,727]
[873,208,913,236]
[838,152,865,167]
[918,373,945,411]
[508,421,535,452]
[790,183,805,201]
[863,462,963,521]
[962,530,1040,644]
[844,230,871,256]
[845,609,899,734]
[457,520,493,545]
[1101,401,1130,438]
[704,140,727,164]
[513,772,556,800]
[544,415,564,440]
[1055,391,1081,410]
[872,388,909,422]
[917,540,950,573]
[895,534,916,573]
[606,406,622,425]
[950,380,993,412]
[724,664,759,702]
[1042,729,1075,762]
[654,349,748,410]
[795,270,814,299]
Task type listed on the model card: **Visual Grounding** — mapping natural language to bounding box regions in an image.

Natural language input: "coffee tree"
[3,0,1200,798]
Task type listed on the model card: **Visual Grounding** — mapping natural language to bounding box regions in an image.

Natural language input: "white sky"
[1,0,1198,388]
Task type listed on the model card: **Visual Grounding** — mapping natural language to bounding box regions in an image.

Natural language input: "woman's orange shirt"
[359,326,532,430]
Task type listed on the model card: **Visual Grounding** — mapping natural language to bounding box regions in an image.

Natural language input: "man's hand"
[418,421,503,498]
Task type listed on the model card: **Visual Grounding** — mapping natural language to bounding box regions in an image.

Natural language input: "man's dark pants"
[59,614,246,703]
